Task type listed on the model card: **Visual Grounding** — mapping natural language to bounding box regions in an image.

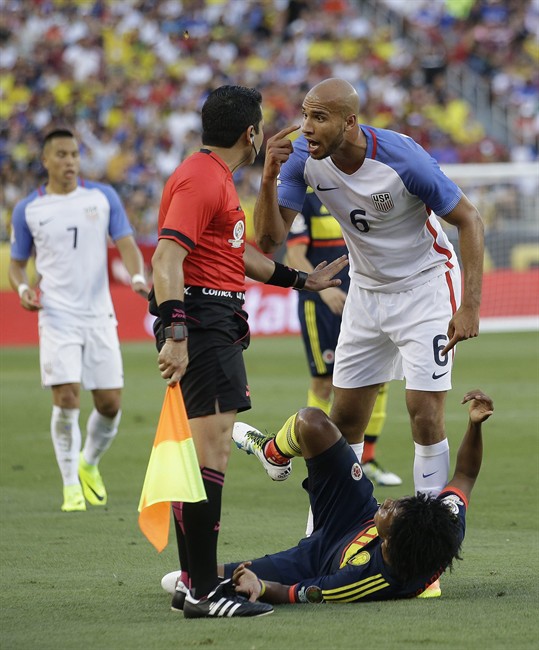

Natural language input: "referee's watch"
[164,323,188,342]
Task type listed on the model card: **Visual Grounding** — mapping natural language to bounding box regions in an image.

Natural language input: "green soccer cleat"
[233,423,291,481]
[417,579,442,599]
[61,484,86,512]
[362,459,402,486]
[78,453,107,506]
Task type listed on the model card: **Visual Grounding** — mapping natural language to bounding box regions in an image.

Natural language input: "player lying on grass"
[213,389,492,605]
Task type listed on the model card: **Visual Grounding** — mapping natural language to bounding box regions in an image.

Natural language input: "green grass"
[1,333,538,649]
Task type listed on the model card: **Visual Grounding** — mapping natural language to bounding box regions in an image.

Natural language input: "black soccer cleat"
[183,579,273,619]
[170,580,188,611]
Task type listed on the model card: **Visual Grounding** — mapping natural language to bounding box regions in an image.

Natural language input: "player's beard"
[313,130,345,160]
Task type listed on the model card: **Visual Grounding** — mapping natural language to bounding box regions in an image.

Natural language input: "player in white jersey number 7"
[9,127,149,513]
[253,78,485,596]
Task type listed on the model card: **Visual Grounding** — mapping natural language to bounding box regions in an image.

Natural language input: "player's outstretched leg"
[232,422,292,481]
[183,579,273,618]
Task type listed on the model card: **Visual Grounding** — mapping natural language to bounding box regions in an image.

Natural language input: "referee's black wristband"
[266,262,307,290]
[158,300,186,328]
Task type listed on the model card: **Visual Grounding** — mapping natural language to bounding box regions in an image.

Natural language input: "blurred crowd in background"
[1,0,538,244]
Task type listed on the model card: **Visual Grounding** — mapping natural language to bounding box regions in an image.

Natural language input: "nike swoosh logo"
[431,371,449,380]
[422,471,438,478]
[86,484,105,502]
[316,183,339,192]
[39,218,54,226]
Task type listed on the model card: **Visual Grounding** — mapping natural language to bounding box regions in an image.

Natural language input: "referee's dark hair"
[42,127,76,150]
[385,493,463,583]
[202,85,262,148]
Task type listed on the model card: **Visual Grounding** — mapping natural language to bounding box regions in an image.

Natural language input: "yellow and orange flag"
[138,384,206,552]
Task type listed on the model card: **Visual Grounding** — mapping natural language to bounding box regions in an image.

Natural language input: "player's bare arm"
[254,125,300,253]
[232,563,290,605]
[446,390,493,501]
[286,242,347,315]
[151,239,189,385]
[244,243,348,291]
[441,194,484,355]
[8,258,41,311]
[115,235,150,299]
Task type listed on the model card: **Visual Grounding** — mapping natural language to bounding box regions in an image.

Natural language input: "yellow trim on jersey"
[339,525,378,567]
[323,574,390,602]
[310,216,343,240]
[304,301,326,374]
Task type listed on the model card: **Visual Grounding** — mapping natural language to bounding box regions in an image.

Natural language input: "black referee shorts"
[151,290,249,419]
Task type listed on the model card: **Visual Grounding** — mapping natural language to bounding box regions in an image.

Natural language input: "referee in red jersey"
[150,85,347,619]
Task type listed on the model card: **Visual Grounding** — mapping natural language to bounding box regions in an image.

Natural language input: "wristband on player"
[158,299,186,328]
[18,283,30,299]
[258,579,266,597]
[131,273,146,286]
[266,262,307,290]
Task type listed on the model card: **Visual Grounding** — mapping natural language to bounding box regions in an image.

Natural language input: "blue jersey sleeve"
[10,193,37,260]
[277,135,309,213]
[368,128,462,216]
[85,181,134,241]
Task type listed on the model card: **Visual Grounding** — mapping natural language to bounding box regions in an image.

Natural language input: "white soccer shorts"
[39,321,124,390]
[333,266,461,392]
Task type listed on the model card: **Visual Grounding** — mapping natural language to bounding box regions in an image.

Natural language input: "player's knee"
[296,407,338,447]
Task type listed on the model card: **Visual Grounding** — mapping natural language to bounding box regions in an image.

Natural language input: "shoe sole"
[183,608,273,619]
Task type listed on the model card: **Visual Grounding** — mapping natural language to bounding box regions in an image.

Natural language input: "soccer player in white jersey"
[9,128,149,512]
[252,79,484,595]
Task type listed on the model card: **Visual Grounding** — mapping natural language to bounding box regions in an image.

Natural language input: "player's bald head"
[305,79,359,118]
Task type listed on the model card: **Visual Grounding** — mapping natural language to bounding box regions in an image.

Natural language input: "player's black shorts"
[152,287,251,419]
[298,297,341,377]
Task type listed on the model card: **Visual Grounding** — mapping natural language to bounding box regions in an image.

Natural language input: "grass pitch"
[1,333,538,649]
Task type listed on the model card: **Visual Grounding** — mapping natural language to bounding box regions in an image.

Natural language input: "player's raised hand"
[263,124,300,180]
[304,255,349,292]
[461,390,494,423]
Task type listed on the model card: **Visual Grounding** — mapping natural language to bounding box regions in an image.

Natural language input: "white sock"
[305,441,365,537]
[82,409,121,466]
[413,439,450,497]
[350,442,364,463]
[51,406,81,486]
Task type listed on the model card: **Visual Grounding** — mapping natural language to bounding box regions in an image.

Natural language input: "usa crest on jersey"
[371,192,394,213]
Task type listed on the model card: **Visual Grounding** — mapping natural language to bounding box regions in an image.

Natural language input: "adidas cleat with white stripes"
[183,579,273,618]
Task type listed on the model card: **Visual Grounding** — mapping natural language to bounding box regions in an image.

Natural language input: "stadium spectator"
[286,190,401,493]
[8,127,149,512]
[252,80,485,599]
[224,389,494,604]
[2,0,534,247]
[150,84,347,619]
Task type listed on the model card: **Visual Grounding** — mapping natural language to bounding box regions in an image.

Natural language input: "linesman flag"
[138,384,206,552]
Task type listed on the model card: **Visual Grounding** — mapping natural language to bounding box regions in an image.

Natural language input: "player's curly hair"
[385,493,463,583]
[202,85,262,148]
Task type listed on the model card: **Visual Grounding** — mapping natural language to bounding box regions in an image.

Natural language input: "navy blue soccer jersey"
[224,437,468,603]
[288,485,467,603]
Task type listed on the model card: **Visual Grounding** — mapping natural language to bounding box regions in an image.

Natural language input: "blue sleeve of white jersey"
[277,135,309,213]
[375,130,462,216]
[10,197,35,260]
[89,182,134,241]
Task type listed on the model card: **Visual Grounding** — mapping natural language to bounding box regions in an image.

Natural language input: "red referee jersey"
[158,149,247,291]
